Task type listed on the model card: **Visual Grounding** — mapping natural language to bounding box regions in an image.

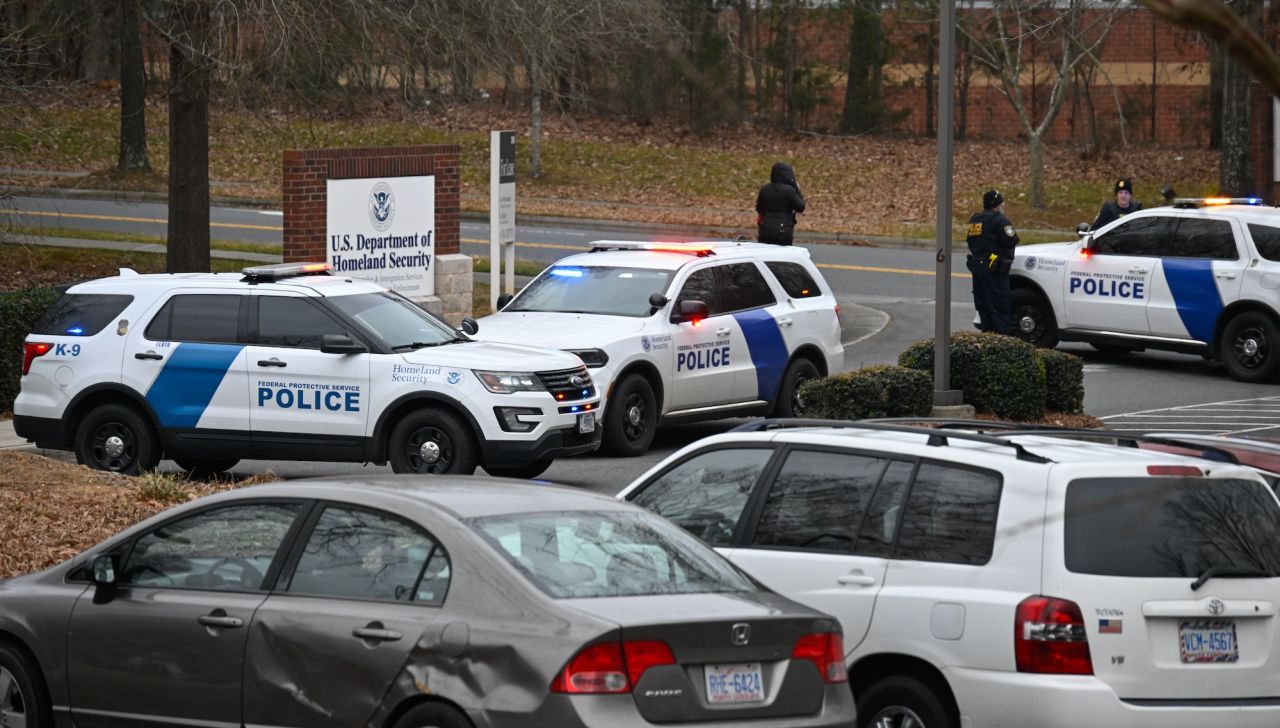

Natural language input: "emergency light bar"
[1172,197,1266,208]
[588,241,719,257]
[241,262,333,282]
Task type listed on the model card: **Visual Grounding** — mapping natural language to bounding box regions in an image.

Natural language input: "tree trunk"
[530,57,542,179]
[1029,132,1046,209]
[118,0,149,172]
[167,2,212,274]
[1209,44,1224,149]
[737,0,749,107]
[82,1,119,81]
[1219,0,1261,194]
[957,27,972,140]
[838,0,884,134]
[924,27,935,136]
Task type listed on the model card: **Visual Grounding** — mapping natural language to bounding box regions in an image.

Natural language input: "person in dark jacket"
[966,189,1020,335]
[1092,178,1143,230]
[756,162,806,245]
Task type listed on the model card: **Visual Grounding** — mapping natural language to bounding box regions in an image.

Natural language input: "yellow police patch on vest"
[967,223,984,236]
[1004,225,1016,238]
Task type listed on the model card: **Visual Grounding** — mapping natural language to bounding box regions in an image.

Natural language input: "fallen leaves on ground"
[974,411,1107,429]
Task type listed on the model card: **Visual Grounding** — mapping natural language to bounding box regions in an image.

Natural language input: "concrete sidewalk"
[0,419,31,451]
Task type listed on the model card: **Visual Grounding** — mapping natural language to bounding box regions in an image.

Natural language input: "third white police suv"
[1007,197,1280,382]
[475,241,843,455]
[13,263,600,478]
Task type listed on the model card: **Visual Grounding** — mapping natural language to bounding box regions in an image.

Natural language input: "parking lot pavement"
[1101,395,1280,437]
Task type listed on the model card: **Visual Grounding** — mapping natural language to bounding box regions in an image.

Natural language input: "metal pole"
[933,0,962,407]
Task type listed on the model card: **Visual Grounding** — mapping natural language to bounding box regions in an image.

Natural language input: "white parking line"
[1101,396,1280,420]
[258,210,283,216]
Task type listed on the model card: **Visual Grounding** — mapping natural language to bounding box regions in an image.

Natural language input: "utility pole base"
[930,403,976,418]
[932,389,965,407]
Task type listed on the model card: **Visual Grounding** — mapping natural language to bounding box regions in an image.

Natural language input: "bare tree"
[962,0,1119,209]
[118,0,149,172]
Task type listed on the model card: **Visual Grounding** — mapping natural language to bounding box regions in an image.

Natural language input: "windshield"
[468,509,758,599]
[327,292,463,350]
[506,266,673,317]
[1065,477,1280,578]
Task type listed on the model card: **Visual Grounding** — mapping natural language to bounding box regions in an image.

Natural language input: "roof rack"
[241,262,333,282]
[729,418,1054,463]
[984,429,1243,466]
[587,241,721,257]
[1172,197,1266,209]
[863,417,1070,432]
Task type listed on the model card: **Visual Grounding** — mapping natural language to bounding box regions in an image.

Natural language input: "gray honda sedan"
[0,476,855,728]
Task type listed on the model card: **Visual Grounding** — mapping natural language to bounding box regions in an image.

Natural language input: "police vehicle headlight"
[475,370,546,394]
[565,348,609,368]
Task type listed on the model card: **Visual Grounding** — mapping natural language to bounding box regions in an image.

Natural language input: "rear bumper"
[12,415,67,449]
[948,667,1280,728]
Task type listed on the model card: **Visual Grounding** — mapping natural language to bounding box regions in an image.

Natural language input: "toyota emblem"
[731,623,751,646]
[1207,598,1226,616]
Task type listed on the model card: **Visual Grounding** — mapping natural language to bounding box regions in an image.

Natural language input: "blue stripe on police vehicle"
[732,308,790,401]
[145,343,244,428]
[1161,258,1224,343]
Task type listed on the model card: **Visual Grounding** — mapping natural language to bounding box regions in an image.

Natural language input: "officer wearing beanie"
[1092,178,1143,230]
[966,189,1020,335]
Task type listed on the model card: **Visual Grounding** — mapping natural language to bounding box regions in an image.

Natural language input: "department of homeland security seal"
[368,181,395,232]
[641,336,651,352]
[446,371,462,385]
[1025,256,1037,270]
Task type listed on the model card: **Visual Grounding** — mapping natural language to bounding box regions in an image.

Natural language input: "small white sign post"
[326,176,435,298]
[490,130,516,309]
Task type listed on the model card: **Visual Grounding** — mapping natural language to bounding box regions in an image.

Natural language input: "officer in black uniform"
[966,189,1020,335]
[1092,178,1143,230]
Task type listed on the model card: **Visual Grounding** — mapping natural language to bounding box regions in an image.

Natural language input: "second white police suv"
[476,241,844,455]
[14,263,600,478]
[1006,197,1280,382]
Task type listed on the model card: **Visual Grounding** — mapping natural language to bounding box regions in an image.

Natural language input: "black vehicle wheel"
[1011,288,1058,348]
[1221,311,1280,383]
[0,643,52,728]
[484,459,553,479]
[857,675,958,728]
[772,358,820,418]
[389,410,478,475]
[392,702,472,728]
[1089,343,1142,355]
[602,374,657,457]
[172,458,240,479]
[74,404,160,475]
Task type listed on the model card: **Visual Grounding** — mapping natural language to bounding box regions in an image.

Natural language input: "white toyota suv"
[1008,197,1280,382]
[618,420,1280,727]
[14,263,600,477]
[475,241,844,455]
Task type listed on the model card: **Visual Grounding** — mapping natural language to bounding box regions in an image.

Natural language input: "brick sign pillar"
[282,145,472,322]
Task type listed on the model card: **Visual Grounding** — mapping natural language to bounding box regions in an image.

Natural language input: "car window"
[1248,223,1280,262]
[326,291,459,349]
[894,463,1001,566]
[853,459,915,558]
[751,450,887,553]
[121,503,303,591]
[674,268,721,315]
[1168,218,1238,260]
[1093,216,1176,257]
[715,263,776,312]
[258,296,349,348]
[32,294,133,336]
[1065,477,1280,578]
[765,261,822,298]
[145,294,244,344]
[504,266,674,317]
[469,510,758,599]
[629,448,774,546]
[285,506,449,605]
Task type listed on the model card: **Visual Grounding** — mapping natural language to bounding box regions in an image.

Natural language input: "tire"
[772,358,820,418]
[173,458,240,478]
[602,374,658,457]
[1011,288,1058,348]
[484,459,553,479]
[857,675,958,728]
[0,642,52,728]
[392,702,472,728]
[1221,310,1280,383]
[389,409,478,475]
[1089,343,1142,355]
[74,403,160,475]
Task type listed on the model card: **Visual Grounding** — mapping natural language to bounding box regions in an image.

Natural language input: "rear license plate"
[1179,620,1238,663]
[577,412,595,434]
[705,662,764,704]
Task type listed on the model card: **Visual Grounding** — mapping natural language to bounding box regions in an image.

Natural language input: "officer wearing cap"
[966,189,1020,335]
[1092,178,1143,230]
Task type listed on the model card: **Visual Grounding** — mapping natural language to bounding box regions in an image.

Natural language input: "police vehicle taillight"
[21,342,52,375]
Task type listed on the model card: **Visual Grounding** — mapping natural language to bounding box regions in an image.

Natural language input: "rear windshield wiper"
[1191,565,1274,591]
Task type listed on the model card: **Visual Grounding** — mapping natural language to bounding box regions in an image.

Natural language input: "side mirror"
[460,317,479,336]
[1075,222,1091,237]
[92,554,118,586]
[495,293,514,311]
[672,300,709,324]
[648,293,669,309]
[320,334,368,355]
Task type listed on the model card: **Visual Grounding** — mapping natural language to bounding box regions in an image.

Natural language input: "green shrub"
[0,287,62,413]
[1039,349,1084,414]
[898,332,1047,421]
[797,365,932,420]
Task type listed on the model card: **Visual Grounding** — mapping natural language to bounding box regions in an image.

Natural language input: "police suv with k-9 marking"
[14,263,600,478]
[475,241,843,455]
[1007,197,1280,382]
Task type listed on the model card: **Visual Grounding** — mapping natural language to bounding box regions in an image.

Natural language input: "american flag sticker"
[1099,619,1123,634]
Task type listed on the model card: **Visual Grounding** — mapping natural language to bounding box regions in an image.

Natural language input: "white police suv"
[474,241,844,455]
[14,263,600,477]
[1008,197,1280,382]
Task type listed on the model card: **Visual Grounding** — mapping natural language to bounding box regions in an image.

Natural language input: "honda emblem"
[731,623,751,646]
